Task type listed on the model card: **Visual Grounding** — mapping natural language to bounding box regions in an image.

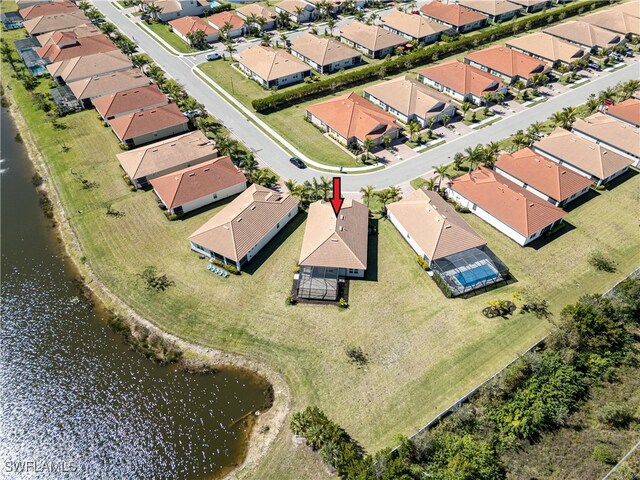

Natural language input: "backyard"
[4,28,640,478]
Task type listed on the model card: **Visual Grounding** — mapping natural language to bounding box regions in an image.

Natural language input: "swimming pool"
[455,264,498,288]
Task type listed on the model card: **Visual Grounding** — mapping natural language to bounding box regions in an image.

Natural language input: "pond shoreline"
[3,90,291,480]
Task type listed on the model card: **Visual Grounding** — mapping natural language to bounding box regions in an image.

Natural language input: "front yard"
[143,22,197,54]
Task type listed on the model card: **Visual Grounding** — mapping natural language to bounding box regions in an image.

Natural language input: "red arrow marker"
[329,177,344,217]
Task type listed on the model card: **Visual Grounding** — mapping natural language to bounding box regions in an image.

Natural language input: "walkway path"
[96,1,640,191]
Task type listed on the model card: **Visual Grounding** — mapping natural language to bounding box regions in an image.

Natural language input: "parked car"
[91,18,106,24]
[206,52,221,61]
[289,157,306,169]
[140,13,151,20]
[182,109,203,118]
[609,53,624,63]
[587,62,601,71]
[623,49,634,57]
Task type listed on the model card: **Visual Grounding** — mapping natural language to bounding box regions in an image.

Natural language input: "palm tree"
[320,442,342,469]
[526,121,544,142]
[224,40,237,60]
[240,154,259,181]
[220,21,234,41]
[354,10,365,21]
[494,92,505,106]
[434,164,448,189]
[426,117,436,133]
[163,79,184,102]
[482,92,494,105]
[99,22,117,36]
[278,10,291,29]
[424,178,437,191]
[130,53,150,70]
[146,3,163,22]
[375,189,390,215]
[246,12,259,31]
[284,178,298,193]
[78,1,90,12]
[362,138,374,162]
[560,106,577,128]
[360,185,375,208]
[464,146,482,172]
[406,121,421,142]
[260,33,271,46]
[320,176,332,200]
[326,17,336,36]
[441,114,450,129]
[367,12,379,25]
[147,64,166,85]
[386,186,402,203]
[179,96,203,112]
[619,79,640,101]
[461,101,472,121]
[511,131,530,150]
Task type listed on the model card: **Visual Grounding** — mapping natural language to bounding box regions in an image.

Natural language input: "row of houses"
[447,103,638,247]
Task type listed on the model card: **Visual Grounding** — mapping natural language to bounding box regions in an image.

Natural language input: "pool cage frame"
[430,245,510,297]
[296,266,343,301]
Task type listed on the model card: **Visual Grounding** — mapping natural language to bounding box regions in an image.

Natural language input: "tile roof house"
[19,0,78,20]
[580,9,640,37]
[151,156,247,215]
[420,1,487,33]
[506,32,588,67]
[572,113,640,166]
[417,60,506,106]
[236,3,277,30]
[458,0,522,22]
[116,130,218,188]
[36,24,102,46]
[16,0,59,8]
[207,11,245,38]
[36,33,117,64]
[609,0,640,17]
[543,21,624,53]
[47,50,133,83]
[533,128,634,185]
[93,84,169,120]
[339,21,407,59]
[606,98,640,128]
[189,184,299,271]
[289,33,361,74]
[306,92,400,147]
[363,75,457,127]
[381,10,451,44]
[387,189,508,296]
[508,0,550,14]
[238,45,311,89]
[169,16,219,44]
[447,166,567,246]
[464,45,550,83]
[275,0,317,23]
[68,69,152,104]
[109,103,190,147]
[144,0,212,22]
[494,147,594,206]
[296,199,368,300]
[23,11,89,36]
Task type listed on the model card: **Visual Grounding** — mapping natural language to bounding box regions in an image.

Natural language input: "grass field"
[4,21,640,480]
[143,22,197,54]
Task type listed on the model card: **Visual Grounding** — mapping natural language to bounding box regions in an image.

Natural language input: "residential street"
[96,1,640,191]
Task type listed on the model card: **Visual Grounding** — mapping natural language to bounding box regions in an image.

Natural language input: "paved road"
[97,1,639,191]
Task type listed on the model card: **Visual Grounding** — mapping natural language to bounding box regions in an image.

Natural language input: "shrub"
[589,251,617,272]
[345,345,368,366]
[433,271,452,298]
[225,264,240,275]
[285,294,297,305]
[592,445,617,464]
[416,256,429,271]
[137,266,175,291]
[596,403,635,429]
[122,174,133,186]
[293,265,300,273]
[338,297,349,309]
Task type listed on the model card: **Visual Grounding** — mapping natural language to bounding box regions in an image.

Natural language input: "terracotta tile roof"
[239,45,310,81]
[169,16,218,37]
[117,131,218,180]
[465,45,549,79]
[387,189,486,261]
[610,0,640,17]
[572,112,640,157]
[306,92,398,142]
[299,199,368,270]
[364,75,453,119]
[207,11,244,30]
[68,69,152,100]
[339,21,406,52]
[276,0,315,15]
[109,104,188,142]
[290,33,360,67]
[36,34,117,63]
[606,98,640,127]
[544,21,623,49]
[93,84,168,119]
[236,3,277,20]
[580,9,640,36]
[506,32,587,64]
[47,50,132,83]
[150,156,246,209]
[458,0,522,16]
[449,166,566,237]
[533,128,634,180]
[495,147,593,202]
[19,0,78,20]
[36,24,102,47]
[420,1,488,27]
[417,60,504,97]
[189,185,299,262]
[382,10,450,39]
[23,11,89,35]
[509,0,549,7]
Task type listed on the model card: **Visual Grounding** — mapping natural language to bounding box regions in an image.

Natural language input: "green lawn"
[143,22,197,54]
[5,15,640,480]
